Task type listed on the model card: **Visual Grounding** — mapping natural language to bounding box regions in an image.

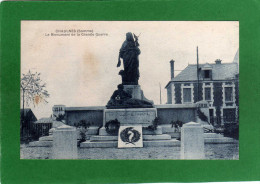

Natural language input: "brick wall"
[193,83,203,102]
[167,85,172,104]
[174,83,182,104]
[213,82,223,107]
[213,82,223,124]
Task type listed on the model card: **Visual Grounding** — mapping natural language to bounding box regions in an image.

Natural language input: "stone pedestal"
[52,125,77,159]
[123,85,154,104]
[181,122,205,159]
[123,85,142,99]
[103,108,157,126]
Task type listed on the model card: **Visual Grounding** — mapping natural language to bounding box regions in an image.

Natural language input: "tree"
[54,114,65,122]
[20,70,50,137]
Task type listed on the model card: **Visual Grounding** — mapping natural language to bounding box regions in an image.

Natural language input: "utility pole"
[159,83,162,104]
[197,46,199,102]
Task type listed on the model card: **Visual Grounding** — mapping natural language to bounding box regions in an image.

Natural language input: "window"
[225,87,233,102]
[204,87,211,101]
[183,88,191,103]
[204,70,210,78]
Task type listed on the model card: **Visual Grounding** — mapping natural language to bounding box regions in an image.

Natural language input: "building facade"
[165,59,239,125]
[20,108,37,140]
[52,105,65,118]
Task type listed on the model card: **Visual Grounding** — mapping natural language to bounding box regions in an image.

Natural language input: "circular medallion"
[120,127,141,145]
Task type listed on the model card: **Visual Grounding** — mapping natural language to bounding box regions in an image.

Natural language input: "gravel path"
[21,143,238,160]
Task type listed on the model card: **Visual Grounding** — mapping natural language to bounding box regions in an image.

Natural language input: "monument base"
[123,85,154,105]
[103,108,157,126]
[80,139,180,148]
[99,126,163,136]
[106,84,154,109]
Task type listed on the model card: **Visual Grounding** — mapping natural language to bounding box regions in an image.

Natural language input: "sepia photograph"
[20,21,239,160]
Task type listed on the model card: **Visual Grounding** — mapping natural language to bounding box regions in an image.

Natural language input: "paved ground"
[20,143,239,160]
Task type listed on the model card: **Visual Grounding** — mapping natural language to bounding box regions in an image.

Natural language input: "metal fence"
[21,121,52,142]
[210,115,239,126]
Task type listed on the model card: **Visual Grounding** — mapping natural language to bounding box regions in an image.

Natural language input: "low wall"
[65,106,105,127]
[65,104,197,127]
[155,104,197,124]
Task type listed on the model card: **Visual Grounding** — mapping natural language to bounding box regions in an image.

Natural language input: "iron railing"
[210,115,239,126]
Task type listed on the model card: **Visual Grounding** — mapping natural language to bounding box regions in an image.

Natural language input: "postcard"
[20,21,239,160]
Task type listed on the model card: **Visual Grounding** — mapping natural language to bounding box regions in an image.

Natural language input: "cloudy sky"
[21,21,239,119]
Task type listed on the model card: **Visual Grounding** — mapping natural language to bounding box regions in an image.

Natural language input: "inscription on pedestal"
[104,108,157,126]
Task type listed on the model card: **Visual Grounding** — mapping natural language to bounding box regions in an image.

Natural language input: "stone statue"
[106,84,153,109]
[106,33,154,109]
[117,32,140,85]
[108,84,132,104]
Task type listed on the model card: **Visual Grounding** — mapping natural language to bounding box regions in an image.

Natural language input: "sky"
[21,21,239,119]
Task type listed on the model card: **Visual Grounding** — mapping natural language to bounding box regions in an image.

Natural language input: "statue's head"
[126,32,134,42]
[117,84,124,90]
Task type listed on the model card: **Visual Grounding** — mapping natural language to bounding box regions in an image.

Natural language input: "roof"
[166,62,238,87]
[233,49,239,64]
[52,121,65,128]
[201,63,212,70]
[20,108,31,115]
[20,108,37,120]
[35,117,53,124]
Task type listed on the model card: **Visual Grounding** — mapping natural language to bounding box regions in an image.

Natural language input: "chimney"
[215,59,222,64]
[170,60,175,79]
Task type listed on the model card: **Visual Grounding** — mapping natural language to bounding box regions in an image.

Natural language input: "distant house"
[34,117,53,137]
[165,58,239,125]
[20,108,37,139]
[52,105,65,118]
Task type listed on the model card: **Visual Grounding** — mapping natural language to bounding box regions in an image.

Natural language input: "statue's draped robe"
[119,35,140,85]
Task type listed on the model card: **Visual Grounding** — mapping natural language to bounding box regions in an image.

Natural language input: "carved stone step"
[204,133,224,138]
[90,134,171,142]
[80,139,180,148]
[29,141,53,147]
[205,137,237,144]
[39,136,53,141]
[99,126,163,136]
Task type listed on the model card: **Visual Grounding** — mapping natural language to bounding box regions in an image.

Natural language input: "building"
[165,58,239,125]
[52,105,65,118]
[20,108,37,140]
[34,117,53,137]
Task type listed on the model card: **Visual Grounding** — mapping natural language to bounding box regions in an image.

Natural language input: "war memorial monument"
[26,31,238,159]
[80,32,178,148]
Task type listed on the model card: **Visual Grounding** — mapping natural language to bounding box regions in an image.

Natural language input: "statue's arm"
[119,41,127,57]
[136,47,141,55]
